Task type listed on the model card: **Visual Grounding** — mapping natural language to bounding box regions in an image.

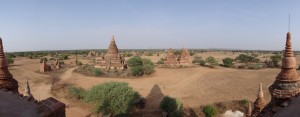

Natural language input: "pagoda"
[95,35,126,70]
[178,48,192,65]
[164,48,178,65]
[0,38,19,93]
[254,32,300,117]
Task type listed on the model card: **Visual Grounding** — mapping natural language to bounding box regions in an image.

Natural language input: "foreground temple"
[251,32,300,117]
[0,38,19,93]
[95,35,127,70]
[0,38,66,117]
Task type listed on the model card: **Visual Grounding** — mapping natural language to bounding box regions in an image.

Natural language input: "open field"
[8,52,300,117]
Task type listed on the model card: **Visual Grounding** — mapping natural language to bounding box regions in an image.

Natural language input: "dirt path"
[61,67,78,81]
[58,67,92,117]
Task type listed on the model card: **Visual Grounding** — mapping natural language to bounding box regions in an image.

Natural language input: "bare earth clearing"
[9,53,300,117]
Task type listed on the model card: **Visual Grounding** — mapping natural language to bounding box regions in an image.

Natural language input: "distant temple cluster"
[95,36,127,70]
[87,50,100,57]
[0,38,66,117]
[164,48,192,66]
[247,32,300,117]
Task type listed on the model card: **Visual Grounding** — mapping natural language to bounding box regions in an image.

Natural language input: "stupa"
[0,38,19,93]
[254,32,300,117]
[251,83,266,116]
[95,35,127,70]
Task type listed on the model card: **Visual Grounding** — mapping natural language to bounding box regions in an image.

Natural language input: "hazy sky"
[1,0,300,52]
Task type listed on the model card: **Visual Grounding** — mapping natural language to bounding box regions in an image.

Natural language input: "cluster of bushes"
[160,96,183,117]
[127,56,155,76]
[193,57,206,66]
[75,64,103,77]
[59,54,69,60]
[235,54,259,63]
[193,56,218,68]
[68,82,140,116]
[264,54,282,68]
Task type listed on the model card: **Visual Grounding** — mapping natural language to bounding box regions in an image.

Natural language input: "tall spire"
[0,38,19,93]
[24,80,32,97]
[269,32,300,99]
[106,35,119,55]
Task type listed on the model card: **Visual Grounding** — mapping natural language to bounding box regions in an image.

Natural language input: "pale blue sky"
[1,0,300,52]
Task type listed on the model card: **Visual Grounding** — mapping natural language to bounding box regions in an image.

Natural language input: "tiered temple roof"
[95,35,126,70]
[0,38,19,93]
[254,32,300,117]
[178,48,191,65]
[164,48,178,65]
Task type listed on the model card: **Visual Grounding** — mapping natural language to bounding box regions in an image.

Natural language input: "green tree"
[236,54,256,63]
[160,96,183,117]
[127,57,155,76]
[142,58,155,75]
[193,57,206,66]
[222,58,234,67]
[270,54,282,68]
[84,82,140,116]
[206,56,218,68]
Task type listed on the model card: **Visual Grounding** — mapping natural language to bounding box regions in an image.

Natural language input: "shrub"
[222,58,234,67]
[84,82,140,116]
[127,57,155,76]
[6,56,14,64]
[240,99,249,106]
[193,57,205,66]
[68,86,86,100]
[248,63,263,70]
[142,58,155,75]
[160,96,183,117]
[203,105,217,117]
[93,68,103,76]
[157,59,164,64]
[59,54,69,60]
[206,56,218,68]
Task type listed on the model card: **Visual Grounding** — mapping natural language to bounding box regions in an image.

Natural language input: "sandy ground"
[8,52,300,117]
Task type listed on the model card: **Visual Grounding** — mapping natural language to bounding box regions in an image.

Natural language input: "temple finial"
[284,32,293,57]
[258,83,264,98]
[112,35,115,41]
